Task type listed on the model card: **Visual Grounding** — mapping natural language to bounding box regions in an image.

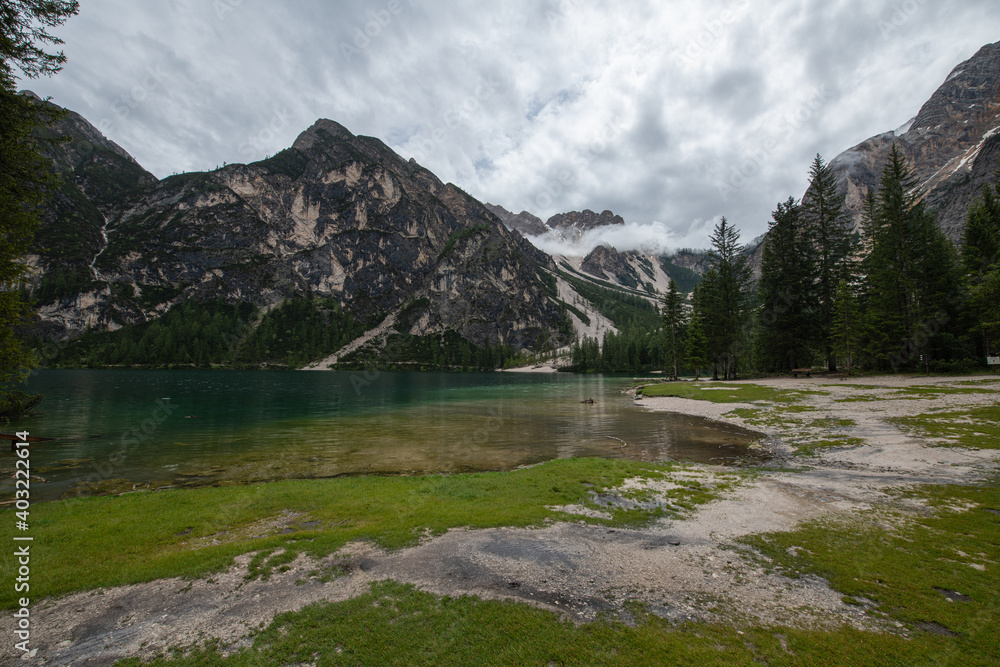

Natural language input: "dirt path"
[4,375,999,666]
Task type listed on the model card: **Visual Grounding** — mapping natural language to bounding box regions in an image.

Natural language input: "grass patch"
[809,417,857,428]
[741,482,1000,663]
[723,408,763,420]
[836,384,999,403]
[118,579,957,666]
[889,406,1000,449]
[793,437,865,457]
[722,405,816,431]
[638,382,826,404]
[0,458,719,607]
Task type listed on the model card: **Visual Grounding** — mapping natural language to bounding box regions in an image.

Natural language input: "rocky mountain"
[483,204,548,236]
[828,41,1000,240]
[27,105,569,360]
[488,199,709,296]
[579,245,640,284]
[545,209,625,244]
[488,204,625,244]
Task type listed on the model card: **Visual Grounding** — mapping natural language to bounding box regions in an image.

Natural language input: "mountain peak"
[823,39,1000,241]
[910,40,1000,136]
[292,118,356,151]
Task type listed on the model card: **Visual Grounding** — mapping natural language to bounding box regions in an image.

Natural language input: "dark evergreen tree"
[757,197,815,372]
[831,278,860,374]
[961,165,1000,358]
[684,310,709,380]
[699,217,752,379]
[802,154,856,371]
[0,1,79,406]
[861,145,962,370]
[661,278,685,379]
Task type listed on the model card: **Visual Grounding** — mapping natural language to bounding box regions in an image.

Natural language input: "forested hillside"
[571,149,1000,377]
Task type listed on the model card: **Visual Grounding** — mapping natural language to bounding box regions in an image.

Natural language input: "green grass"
[889,406,1000,449]
[809,417,857,428]
[723,407,861,456]
[793,436,866,457]
[836,385,999,402]
[116,481,1000,665]
[0,458,725,607]
[638,382,826,404]
[740,482,1000,665]
[116,579,945,667]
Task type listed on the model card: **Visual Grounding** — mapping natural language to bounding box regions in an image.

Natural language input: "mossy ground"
[739,482,1000,666]
[115,580,939,666]
[112,480,1000,667]
[890,406,1000,450]
[0,458,730,607]
[637,382,827,404]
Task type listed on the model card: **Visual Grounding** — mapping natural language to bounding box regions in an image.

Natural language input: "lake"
[2,370,764,502]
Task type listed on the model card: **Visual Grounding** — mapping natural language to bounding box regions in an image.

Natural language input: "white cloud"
[23,0,1000,248]
[525,218,714,257]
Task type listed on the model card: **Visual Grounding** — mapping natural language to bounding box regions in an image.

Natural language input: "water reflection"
[2,370,764,501]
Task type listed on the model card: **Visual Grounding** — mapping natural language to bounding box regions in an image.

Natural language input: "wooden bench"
[791,368,812,378]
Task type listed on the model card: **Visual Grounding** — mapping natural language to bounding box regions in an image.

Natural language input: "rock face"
[30,110,566,352]
[579,245,641,285]
[486,204,625,248]
[544,209,625,244]
[484,204,548,237]
[488,204,625,245]
[828,41,1000,240]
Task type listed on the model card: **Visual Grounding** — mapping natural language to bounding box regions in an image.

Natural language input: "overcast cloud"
[21,0,1000,250]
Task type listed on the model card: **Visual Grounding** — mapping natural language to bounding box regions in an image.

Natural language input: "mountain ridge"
[26,106,571,362]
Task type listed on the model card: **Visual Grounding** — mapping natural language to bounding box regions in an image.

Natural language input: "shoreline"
[3,375,998,664]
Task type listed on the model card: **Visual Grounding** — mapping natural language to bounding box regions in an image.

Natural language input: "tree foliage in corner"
[0,1,80,413]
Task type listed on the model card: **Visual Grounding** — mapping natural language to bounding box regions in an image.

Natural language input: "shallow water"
[2,370,763,501]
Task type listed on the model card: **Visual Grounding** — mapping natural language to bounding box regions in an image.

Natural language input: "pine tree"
[699,217,752,379]
[0,1,80,402]
[861,145,962,370]
[661,278,685,379]
[961,165,1000,358]
[831,278,859,373]
[757,197,815,372]
[684,310,709,380]
[802,154,856,371]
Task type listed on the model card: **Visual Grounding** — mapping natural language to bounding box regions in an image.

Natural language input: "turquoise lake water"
[2,370,763,501]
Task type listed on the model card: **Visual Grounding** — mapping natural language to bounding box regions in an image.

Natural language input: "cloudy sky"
[20,0,1000,251]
